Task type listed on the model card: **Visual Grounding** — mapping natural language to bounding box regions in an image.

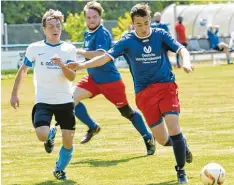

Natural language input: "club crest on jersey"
[84,41,89,47]
[143,46,152,54]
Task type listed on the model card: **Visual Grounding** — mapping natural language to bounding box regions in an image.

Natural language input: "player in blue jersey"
[10,9,76,180]
[72,1,155,155]
[151,12,169,32]
[207,25,232,64]
[67,3,194,184]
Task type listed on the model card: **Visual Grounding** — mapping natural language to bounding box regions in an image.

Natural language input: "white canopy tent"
[161,3,234,38]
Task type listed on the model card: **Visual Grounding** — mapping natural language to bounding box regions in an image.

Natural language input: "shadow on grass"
[33,179,78,185]
[147,180,177,185]
[71,155,147,167]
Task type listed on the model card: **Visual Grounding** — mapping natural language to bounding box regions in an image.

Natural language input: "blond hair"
[84,1,104,17]
[42,9,64,27]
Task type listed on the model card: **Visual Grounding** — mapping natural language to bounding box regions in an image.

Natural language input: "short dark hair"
[42,9,64,28]
[178,16,183,22]
[130,3,151,22]
[84,1,104,17]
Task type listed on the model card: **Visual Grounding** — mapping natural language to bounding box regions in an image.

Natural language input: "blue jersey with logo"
[107,28,183,93]
[83,25,121,84]
[207,29,220,49]
[151,22,169,32]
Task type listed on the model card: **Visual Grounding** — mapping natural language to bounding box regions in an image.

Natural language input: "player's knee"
[72,86,81,104]
[118,105,135,120]
[73,93,81,105]
[36,132,48,142]
[157,138,170,146]
[35,126,49,142]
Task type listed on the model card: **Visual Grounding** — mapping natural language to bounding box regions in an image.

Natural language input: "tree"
[112,12,132,41]
[1,1,86,24]
[63,12,86,42]
[2,1,169,24]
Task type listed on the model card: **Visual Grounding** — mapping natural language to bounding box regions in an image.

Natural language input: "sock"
[164,136,173,146]
[131,111,152,141]
[171,133,186,169]
[47,126,56,140]
[75,102,97,129]
[55,146,73,171]
[227,58,231,64]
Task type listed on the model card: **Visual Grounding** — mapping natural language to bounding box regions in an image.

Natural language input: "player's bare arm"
[76,48,104,59]
[66,54,111,70]
[10,64,29,109]
[178,47,194,73]
[50,55,76,81]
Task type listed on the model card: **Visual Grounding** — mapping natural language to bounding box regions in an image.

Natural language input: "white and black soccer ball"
[200,163,225,185]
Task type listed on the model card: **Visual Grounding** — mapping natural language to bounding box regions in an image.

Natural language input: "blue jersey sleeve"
[161,30,183,53]
[96,31,112,52]
[106,37,128,60]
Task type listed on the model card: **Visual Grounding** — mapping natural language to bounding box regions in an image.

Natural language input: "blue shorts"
[32,102,76,130]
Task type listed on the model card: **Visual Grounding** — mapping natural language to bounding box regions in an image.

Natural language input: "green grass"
[2,64,234,185]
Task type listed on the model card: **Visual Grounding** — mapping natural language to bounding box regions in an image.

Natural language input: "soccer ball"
[199,18,207,27]
[200,163,225,185]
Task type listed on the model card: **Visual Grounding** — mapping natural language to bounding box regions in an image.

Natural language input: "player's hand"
[50,55,65,68]
[66,62,78,70]
[66,62,85,70]
[183,65,194,73]
[10,95,19,109]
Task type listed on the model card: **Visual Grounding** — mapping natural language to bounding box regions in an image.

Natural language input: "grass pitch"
[2,64,234,185]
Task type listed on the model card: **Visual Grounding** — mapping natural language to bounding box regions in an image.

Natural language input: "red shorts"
[76,75,128,107]
[136,82,180,128]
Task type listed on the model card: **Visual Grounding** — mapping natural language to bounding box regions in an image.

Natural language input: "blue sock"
[171,133,186,169]
[55,146,73,171]
[47,126,56,140]
[227,58,231,64]
[75,102,97,129]
[131,111,152,141]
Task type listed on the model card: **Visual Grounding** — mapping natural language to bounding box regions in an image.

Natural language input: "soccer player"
[73,1,155,155]
[151,12,169,32]
[10,9,76,180]
[207,25,232,64]
[175,16,187,68]
[67,3,193,184]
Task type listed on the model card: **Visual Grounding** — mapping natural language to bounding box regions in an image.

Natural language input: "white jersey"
[24,40,76,104]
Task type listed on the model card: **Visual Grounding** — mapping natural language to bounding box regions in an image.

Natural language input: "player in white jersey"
[10,9,76,180]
